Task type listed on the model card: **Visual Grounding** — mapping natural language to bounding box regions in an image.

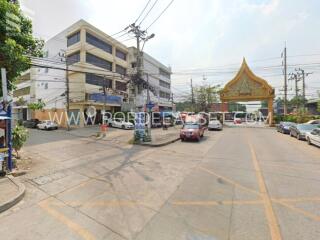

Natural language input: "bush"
[12,125,29,158]
[274,114,319,124]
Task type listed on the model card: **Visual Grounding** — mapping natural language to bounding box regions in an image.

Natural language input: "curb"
[135,137,181,147]
[0,176,26,213]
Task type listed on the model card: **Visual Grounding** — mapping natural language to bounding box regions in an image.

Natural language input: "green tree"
[12,124,28,158]
[27,99,45,111]
[0,0,44,93]
[289,95,306,111]
[194,85,220,111]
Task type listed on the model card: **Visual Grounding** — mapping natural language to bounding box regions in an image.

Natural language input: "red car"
[180,124,205,142]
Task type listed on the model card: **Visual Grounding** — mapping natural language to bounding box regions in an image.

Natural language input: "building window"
[116,49,126,60]
[159,91,171,99]
[159,80,170,89]
[44,83,48,89]
[86,52,112,71]
[66,51,80,65]
[67,31,80,47]
[86,32,112,54]
[116,81,127,91]
[116,65,126,75]
[159,68,171,79]
[45,68,49,73]
[86,73,112,88]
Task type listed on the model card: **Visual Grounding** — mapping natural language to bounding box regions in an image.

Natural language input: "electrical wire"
[145,0,175,30]
[138,0,159,26]
[134,0,152,24]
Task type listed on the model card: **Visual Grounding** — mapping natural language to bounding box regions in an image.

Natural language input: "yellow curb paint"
[248,142,282,240]
[39,200,96,240]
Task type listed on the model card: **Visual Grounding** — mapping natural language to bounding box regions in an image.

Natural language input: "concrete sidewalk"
[0,176,25,213]
[135,126,181,147]
[66,125,182,146]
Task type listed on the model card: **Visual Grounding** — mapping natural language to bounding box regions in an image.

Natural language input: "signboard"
[88,93,123,105]
[144,103,159,112]
[146,102,155,110]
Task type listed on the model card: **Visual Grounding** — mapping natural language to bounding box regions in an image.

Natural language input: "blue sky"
[20,0,320,104]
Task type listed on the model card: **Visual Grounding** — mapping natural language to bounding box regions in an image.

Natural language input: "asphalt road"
[0,127,319,240]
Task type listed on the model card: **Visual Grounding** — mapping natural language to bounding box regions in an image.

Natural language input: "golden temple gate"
[220,58,275,126]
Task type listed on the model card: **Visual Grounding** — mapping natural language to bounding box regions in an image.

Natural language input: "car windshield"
[210,120,220,124]
[297,124,318,130]
[282,122,295,126]
[183,124,199,129]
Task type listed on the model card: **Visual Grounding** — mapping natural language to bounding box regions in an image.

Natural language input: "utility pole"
[103,83,107,114]
[295,68,313,110]
[127,23,155,142]
[171,93,174,111]
[145,73,151,142]
[294,73,299,98]
[282,45,288,115]
[289,72,300,110]
[60,50,70,131]
[191,78,194,112]
[66,62,70,131]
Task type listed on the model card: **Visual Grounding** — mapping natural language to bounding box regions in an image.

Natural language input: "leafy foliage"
[27,99,45,110]
[0,0,44,94]
[16,96,26,106]
[12,124,28,158]
[176,85,221,112]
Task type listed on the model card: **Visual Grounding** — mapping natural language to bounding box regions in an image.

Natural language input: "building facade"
[128,47,172,112]
[13,19,130,127]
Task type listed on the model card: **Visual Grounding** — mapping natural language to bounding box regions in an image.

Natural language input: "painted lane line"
[39,200,96,240]
[248,142,282,240]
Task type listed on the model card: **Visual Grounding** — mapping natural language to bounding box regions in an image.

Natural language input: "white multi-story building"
[13,19,130,127]
[13,20,173,128]
[128,47,173,112]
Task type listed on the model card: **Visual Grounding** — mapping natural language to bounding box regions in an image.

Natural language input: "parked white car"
[306,119,320,125]
[111,119,134,129]
[306,128,320,147]
[208,120,223,130]
[37,120,58,130]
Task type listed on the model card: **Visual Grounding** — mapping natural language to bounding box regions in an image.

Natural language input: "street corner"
[0,176,26,214]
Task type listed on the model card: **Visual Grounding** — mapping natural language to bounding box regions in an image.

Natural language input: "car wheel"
[297,134,301,140]
[121,125,125,129]
[307,137,312,145]
[44,126,47,130]
[289,132,293,137]
[181,138,184,142]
